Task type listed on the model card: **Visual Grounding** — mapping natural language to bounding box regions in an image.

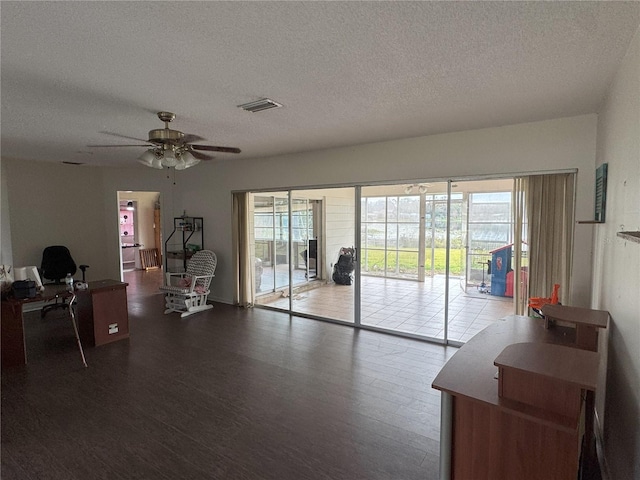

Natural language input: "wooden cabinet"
[76,280,129,346]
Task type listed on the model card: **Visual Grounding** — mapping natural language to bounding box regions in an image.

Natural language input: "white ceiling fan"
[89,111,241,169]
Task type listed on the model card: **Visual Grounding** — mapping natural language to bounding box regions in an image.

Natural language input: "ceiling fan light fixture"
[175,150,200,170]
[174,157,187,170]
[151,157,164,169]
[137,149,157,166]
[138,149,164,169]
[99,111,240,169]
[404,183,429,194]
[161,147,177,167]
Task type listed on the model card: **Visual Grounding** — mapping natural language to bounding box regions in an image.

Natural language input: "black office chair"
[40,246,88,317]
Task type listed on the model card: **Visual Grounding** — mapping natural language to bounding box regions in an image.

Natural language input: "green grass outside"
[361,248,466,276]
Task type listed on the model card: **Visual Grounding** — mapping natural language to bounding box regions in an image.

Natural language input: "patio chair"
[160,250,217,318]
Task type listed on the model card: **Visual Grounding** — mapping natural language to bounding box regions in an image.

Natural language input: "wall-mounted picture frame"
[595,163,608,223]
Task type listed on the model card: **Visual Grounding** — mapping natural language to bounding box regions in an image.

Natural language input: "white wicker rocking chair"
[159,250,217,318]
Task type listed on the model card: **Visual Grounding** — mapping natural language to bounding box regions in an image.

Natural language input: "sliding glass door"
[244,175,537,345]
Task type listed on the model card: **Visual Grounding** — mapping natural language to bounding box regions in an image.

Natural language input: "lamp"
[138,146,201,170]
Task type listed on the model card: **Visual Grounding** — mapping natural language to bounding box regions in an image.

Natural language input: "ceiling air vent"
[237,98,282,113]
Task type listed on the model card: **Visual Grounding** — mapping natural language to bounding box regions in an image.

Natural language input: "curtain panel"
[525,173,575,306]
[513,177,527,315]
[232,192,255,307]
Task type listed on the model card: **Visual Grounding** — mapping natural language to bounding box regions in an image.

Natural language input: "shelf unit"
[164,216,203,272]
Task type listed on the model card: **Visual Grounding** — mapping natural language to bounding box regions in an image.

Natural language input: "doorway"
[117,191,162,279]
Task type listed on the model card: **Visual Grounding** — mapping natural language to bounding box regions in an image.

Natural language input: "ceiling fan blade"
[182,134,206,143]
[99,131,149,143]
[191,144,241,154]
[189,150,215,161]
[87,144,151,148]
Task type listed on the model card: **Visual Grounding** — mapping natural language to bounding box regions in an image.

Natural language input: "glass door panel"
[447,180,515,343]
[419,184,450,339]
[254,193,291,311]
[290,187,355,323]
[253,195,274,296]
[274,197,290,291]
[360,183,446,338]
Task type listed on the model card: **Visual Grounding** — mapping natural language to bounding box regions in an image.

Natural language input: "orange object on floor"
[528,283,560,310]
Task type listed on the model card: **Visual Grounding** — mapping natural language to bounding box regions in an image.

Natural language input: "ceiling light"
[175,150,200,170]
[137,149,164,169]
[138,147,202,170]
[161,147,177,167]
[174,157,186,171]
[404,183,429,194]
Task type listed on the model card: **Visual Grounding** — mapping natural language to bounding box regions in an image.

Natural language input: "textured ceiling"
[2,1,639,167]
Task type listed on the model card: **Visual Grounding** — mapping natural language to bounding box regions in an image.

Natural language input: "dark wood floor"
[1,270,458,479]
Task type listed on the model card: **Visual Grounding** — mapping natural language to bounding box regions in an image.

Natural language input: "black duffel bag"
[12,280,37,299]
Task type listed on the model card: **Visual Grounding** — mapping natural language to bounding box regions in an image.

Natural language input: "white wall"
[179,114,598,304]
[322,189,356,280]
[593,26,640,480]
[3,114,598,305]
[1,160,13,264]
[3,159,110,280]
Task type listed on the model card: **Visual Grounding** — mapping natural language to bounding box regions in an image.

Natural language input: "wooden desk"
[432,315,602,480]
[1,280,128,369]
[542,304,609,351]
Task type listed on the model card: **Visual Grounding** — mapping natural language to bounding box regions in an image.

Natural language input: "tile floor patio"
[256,270,514,343]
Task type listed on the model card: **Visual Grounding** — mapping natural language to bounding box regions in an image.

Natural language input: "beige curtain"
[232,192,255,307]
[513,177,527,315]
[525,173,575,306]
